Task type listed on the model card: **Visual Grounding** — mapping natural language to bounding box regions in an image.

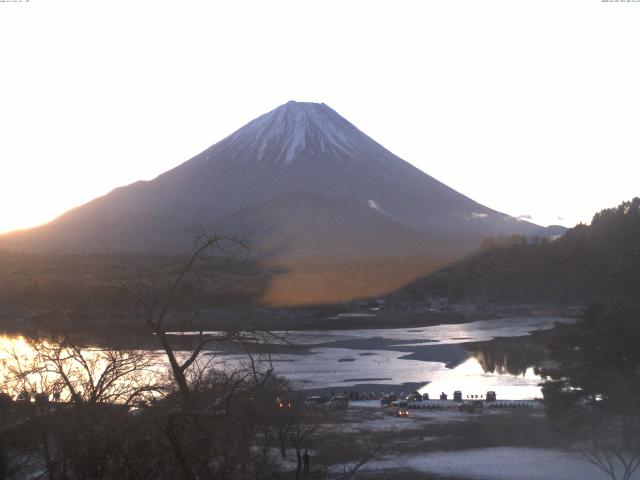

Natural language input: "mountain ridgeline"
[0,101,557,305]
[395,198,640,305]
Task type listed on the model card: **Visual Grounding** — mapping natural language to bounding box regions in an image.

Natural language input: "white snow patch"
[471,212,489,219]
[367,199,393,216]
[363,447,608,480]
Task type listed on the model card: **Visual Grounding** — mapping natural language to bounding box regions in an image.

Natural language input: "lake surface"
[195,316,574,400]
[0,316,574,401]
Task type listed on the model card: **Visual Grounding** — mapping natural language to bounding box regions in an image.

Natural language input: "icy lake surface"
[208,316,574,399]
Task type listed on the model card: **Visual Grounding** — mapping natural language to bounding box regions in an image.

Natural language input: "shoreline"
[0,302,576,339]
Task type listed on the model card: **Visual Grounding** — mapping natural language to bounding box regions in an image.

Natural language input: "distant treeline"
[397,197,640,305]
[0,250,273,311]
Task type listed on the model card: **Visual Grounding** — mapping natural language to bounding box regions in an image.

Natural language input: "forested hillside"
[0,250,272,310]
[396,198,640,305]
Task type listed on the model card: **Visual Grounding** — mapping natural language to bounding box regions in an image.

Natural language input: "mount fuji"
[0,101,556,304]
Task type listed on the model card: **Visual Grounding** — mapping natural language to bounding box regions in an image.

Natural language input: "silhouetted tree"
[403,197,640,304]
[539,300,640,480]
[113,232,285,480]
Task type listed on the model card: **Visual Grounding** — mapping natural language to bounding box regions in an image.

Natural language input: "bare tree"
[2,335,166,406]
[568,411,640,480]
[0,233,293,480]
[575,441,640,480]
[288,409,317,479]
[1,336,169,480]
[111,233,287,480]
[113,233,273,401]
[0,395,31,480]
[335,441,383,480]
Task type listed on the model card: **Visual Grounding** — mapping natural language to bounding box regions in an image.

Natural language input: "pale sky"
[1,0,639,235]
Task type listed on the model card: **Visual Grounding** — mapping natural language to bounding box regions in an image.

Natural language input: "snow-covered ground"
[361,447,609,480]
[299,391,607,479]
[310,401,523,440]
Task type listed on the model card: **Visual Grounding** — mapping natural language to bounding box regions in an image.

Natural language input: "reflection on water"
[263,316,572,347]
[418,331,551,399]
[463,333,549,377]
[419,358,544,401]
[200,317,570,399]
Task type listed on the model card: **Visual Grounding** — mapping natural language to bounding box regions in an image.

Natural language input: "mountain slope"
[219,191,469,304]
[0,101,555,305]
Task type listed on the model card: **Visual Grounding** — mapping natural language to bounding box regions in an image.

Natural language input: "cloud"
[516,214,533,221]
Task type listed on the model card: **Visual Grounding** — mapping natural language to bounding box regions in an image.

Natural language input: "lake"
[0,315,574,401]
[171,315,574,400]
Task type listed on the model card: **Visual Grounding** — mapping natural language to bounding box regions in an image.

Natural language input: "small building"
[328,395,349,409]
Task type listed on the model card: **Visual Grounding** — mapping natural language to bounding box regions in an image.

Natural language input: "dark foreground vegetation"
[0,331,565,480]
[536,296,640,480]
[535,225,640,480]
[0,335,370,480]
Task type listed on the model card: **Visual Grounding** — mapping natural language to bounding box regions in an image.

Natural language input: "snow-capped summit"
[196,101,373,168]
[223,101,358,164]
[0,101,556,305]
[226,101,362,164]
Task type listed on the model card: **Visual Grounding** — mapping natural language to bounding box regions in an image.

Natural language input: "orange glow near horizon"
[1,210,57,236]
